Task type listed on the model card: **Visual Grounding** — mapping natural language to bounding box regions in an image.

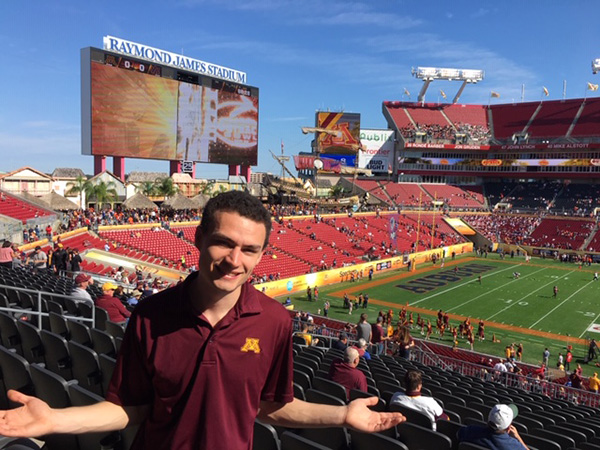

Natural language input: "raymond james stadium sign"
[102,36,247,84]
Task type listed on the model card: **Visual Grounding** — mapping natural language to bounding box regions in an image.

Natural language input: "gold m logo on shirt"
[241,338,261,354]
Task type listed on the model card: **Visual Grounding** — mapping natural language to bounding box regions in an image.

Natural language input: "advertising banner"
[358,129,394,173]
[256,242,473,297]
[316,112,361,154]
[399,157,600,167]
[403,142,600,151]
[293,155,342,172]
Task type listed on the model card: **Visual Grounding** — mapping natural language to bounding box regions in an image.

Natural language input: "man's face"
[196,211,266,296]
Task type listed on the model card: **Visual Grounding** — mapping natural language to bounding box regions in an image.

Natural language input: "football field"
[285,254,600,376]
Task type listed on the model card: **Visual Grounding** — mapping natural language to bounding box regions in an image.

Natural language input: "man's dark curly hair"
[197,191,271,248]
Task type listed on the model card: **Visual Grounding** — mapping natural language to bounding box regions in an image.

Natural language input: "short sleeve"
[105,311,153,407]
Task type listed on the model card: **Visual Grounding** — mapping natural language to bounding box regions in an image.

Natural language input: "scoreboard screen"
[82,47,258,166]
[104,54,162,76]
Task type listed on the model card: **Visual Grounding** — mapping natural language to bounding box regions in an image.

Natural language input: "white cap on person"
[488,404,519,431]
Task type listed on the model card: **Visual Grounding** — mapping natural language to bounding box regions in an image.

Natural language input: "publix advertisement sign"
[358,129,395,173]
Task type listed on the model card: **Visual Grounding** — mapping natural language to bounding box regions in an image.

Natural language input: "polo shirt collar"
[180,273,264,323]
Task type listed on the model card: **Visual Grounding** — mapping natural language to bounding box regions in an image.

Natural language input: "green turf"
[281,253,600,377]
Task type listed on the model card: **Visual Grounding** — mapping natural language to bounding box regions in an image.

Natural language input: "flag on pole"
[440,89,447,99]
[491,91,500,98]
[543,86,549,96]
[404,88,411,96]
[588,82,599,91]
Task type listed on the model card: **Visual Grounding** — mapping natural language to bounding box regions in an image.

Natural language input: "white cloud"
[358,33,537,88]
[177,0,422,29]
[470,8,491,19]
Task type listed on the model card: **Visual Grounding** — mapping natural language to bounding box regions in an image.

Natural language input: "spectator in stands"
[53,244,67,272]
[10,243,23,269]
[0,190,404,448]
[589,373,600,393]
[46,248,56,274]
[390,370,447,430]
[356,313,372,343]
[95,282,131,324]
[27,246,47,271]
[328,347,368,400]
[0,241,14,268]
[458,404,529,449]
[298,322,319,346]
[70,249,82,272]
[353,338,371,360]
[371,316,388,355]
[139,282,155,300]
[569,370,583,389]
[332,332,349,351]
[114,266,125,282]
[395,326,415,360]
[71,273,94,307]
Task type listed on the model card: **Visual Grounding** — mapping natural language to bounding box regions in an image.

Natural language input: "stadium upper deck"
[384,97,600,179]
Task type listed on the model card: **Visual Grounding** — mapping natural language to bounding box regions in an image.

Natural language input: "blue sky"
[0,1,597,179]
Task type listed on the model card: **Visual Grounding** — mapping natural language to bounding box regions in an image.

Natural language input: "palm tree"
[198,181,215,196]
[85,181,118,209]
[65,175,90,209]
[154,177,179,199]
[136,181,157,197]
[329,184,349,199]
[212,185,228,197]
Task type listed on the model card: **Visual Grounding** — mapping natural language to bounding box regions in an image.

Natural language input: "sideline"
[367,296,588,346]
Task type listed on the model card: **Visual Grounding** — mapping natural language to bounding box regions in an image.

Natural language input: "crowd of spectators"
[455,123,492,143]
[462,213,541,244]
[522,219,596,249]
[399,123,491,144]
[59,207,201,233]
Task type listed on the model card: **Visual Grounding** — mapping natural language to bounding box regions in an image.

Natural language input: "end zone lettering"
[396,263,495,294]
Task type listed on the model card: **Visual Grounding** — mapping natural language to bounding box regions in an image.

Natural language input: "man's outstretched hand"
[0,390,54,438]
[344,397,406,432]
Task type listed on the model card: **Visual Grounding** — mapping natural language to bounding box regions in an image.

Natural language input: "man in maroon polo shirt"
[0,191,404,449]
[95,282,131,324]
[328,347,368,400]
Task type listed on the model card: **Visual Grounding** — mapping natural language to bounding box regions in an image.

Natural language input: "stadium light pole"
[411,67,484,104]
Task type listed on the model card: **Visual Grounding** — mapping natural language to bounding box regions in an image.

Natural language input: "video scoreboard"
[81,41,259,166]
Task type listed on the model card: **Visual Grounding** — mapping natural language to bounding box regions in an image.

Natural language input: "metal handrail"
[0,283,95,329]
[411,347,600,408]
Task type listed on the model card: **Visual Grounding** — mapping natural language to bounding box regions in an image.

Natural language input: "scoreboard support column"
[113,157,125,181]
[94,156,106,175]
[240,165,251,182]
[228,165,240,176]
[170,160,182,176]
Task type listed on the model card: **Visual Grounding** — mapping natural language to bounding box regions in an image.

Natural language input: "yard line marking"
[486,270,574,321]
[445,266,547,313]
[410,263,520,307]
[580,312,600,338]
[528,277,591,329]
